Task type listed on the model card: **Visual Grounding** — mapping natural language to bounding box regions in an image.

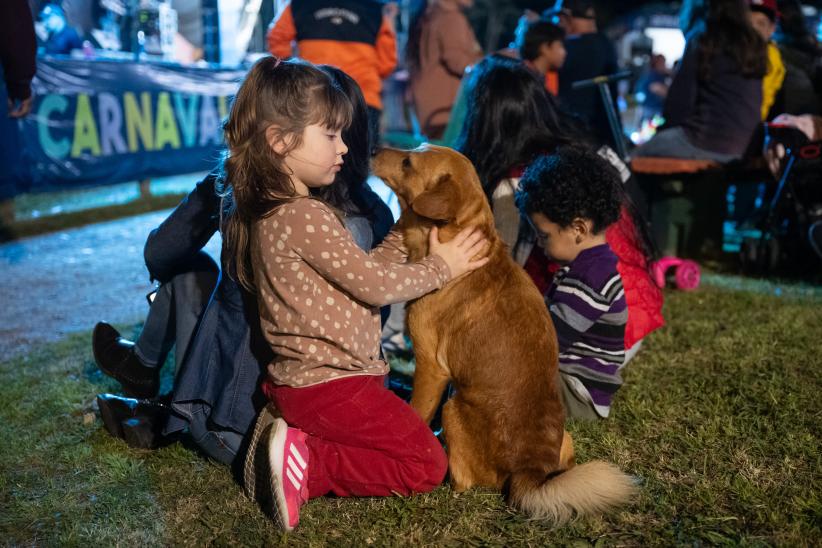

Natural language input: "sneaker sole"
[267,418,293,532]
[243,406,276,502]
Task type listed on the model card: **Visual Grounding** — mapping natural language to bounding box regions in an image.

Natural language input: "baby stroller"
[739,124,822,275]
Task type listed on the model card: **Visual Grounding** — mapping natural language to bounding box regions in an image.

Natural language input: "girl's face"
[282,124,348,194]
[529,212,581,264]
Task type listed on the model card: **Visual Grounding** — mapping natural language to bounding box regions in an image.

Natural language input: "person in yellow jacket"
[749,0,785,119]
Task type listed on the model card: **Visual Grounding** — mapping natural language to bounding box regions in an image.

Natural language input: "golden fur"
[372,144,636,523]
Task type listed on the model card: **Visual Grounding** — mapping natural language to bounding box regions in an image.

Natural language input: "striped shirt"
[546,244,627,417]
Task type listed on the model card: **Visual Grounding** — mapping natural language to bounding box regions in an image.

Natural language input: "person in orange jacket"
[267,0,398,150]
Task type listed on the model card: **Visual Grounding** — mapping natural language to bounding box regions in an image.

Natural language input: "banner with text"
[4,57,244,196]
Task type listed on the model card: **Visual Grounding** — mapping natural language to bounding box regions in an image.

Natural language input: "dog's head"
[372,144,497,257]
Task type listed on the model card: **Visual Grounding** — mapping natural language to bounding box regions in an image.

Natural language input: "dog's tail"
[507,461,637,524]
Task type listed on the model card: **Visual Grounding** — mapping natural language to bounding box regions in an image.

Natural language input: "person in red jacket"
[267,0,397,150]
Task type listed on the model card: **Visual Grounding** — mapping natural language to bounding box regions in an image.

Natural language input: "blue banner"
[2,57,245,198]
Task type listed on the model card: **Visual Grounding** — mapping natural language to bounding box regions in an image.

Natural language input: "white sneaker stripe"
[287,454,304,481]
[285,467,301,491]
[289,442,307,469]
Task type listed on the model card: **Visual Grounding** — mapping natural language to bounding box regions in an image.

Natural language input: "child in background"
[221,57,489,532]
[517,146,626,420]
[518,18,567,96]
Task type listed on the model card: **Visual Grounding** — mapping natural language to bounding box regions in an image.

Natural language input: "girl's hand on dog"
[429,226,490,279]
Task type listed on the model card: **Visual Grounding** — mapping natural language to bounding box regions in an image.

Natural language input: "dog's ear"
[411,174,460,221]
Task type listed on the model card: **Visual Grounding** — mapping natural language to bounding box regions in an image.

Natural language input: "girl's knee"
[404,432,448,493]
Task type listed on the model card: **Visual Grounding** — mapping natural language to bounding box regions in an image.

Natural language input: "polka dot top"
[251,197,451,388]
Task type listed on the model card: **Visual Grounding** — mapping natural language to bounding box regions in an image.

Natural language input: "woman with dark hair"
[406,0,482,139]
[91,63,394,465]
[635,0,768,162]
[456,54,664,365]
[456,54,577,251]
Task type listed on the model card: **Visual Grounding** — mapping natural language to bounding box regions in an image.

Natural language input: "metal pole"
[598,80,628,160]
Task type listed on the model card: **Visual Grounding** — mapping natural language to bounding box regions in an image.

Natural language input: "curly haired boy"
[517,146,626,419]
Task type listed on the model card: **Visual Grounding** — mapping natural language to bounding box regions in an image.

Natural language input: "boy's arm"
[266,2,296,58]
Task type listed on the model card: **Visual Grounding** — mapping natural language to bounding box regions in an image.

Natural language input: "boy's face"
[541,40,567,70]
[529,212,582,263]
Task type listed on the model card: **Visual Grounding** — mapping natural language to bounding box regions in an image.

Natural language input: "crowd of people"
[3,0,820,535]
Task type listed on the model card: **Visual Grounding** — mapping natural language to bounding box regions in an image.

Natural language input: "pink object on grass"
[652,257,700,291]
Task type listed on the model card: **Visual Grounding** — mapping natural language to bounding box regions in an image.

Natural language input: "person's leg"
[94,252,218,398]
[633,127,701,159]
[171,256,219,370]
[131,281,175,367]
[133,251,219,370]
[265,375,448,498]
[634,127,739,163]
[187,402,244,465]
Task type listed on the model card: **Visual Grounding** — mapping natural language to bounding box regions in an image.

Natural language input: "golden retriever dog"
[372,144,636,523]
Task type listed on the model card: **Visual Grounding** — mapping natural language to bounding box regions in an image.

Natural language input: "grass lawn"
[1,284,820,546]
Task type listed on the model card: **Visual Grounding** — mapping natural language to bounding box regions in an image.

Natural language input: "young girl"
[456,55,663,364]
[222,57,489,532]
[90,65,394,462]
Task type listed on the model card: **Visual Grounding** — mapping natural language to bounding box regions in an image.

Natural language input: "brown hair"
[218,57,353,290]
[697,0,767,80]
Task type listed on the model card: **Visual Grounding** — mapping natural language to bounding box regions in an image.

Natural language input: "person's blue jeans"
[187,402,244,465]
[134,251,219,371]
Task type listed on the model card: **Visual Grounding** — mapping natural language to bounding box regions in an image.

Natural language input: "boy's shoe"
[267,418,309,532]
[93,322,160,399]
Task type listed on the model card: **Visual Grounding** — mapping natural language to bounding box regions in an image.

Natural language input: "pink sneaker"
[268,418,309,532]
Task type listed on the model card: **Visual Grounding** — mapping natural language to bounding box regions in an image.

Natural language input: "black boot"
[92,322,160,399]
[96,393,171,449]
